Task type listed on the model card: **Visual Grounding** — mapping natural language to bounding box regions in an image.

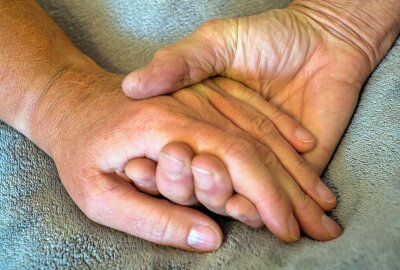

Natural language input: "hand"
[122,77,339,231]
[122,2,377,174]
[38,68,340,252]
[2,0,396,254]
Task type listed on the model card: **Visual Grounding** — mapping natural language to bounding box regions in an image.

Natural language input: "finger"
[214,138,300,242]
[211,77,316,153]
[83,173,222,252]
[157,126,300,242]
[98,117,300,242]
[271,165,343,240]
[124,158,159,195]
[225,194,264,228]
[122,20,230,99]
[197,79,336,211]
[191,154,233,216]
[156,142,198,206]
[294,195,343,241]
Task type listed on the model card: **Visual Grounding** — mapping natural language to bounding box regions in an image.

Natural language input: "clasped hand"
[56,5,375,252]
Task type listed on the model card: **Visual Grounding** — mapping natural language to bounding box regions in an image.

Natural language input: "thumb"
[122,20,231,99]
[82,174,223,252]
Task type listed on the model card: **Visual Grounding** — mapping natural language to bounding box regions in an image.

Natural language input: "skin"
[122,0,400,224]
[0,0,343,252]
[124,78,339,228]
[0,0,398,252]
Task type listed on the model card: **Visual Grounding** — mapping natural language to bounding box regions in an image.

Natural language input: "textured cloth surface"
[1,0,399,269]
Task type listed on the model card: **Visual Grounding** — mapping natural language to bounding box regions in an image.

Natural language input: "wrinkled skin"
[47,70,340,252]
[123,6,373,174]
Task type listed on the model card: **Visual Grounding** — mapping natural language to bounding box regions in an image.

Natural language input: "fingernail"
[132,177,154,187]
[316,181,336,203]
[288,214,300,241]
[192,167,214,190]
[295,127,315,143]
[321,215,342,238]
[187,225,221,251]
[122,75,136,94]
[159,152,185,180]
[226,209,248,222]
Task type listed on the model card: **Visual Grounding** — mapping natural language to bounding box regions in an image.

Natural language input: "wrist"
[27,64,123,158]
[289,0,400,71]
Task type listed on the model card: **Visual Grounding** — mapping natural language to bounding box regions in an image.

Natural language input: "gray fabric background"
[0,0,399,269]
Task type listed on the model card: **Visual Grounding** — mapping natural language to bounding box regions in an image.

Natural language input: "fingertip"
[167,202,223,252]
[152,202,223,252]
[122,66,163,99]
[122,56,192,99]
[187,224,223,252]
[124,158,159,195]
[321,215,343,239]
[125,158,156,181]
[156,142,198,205]
[225,195,264,228]
[294,127,315,144]
[191,154,233,215]
[316,181,337,210]
[293,127,317,153]
[122,72,138,98]
[255,197,300,243]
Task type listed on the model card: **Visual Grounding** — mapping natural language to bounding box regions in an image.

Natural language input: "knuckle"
[250,115,278,139]
[294,158,312,177]
[245,90,262,103]
[150,208,172,243]
[255,185,284,208]
[295,194,312,213]
[290,157,318,187]
[223,139,255,161]
[139,100,169,120]
[269,109,287,125]
[259,146,278,166]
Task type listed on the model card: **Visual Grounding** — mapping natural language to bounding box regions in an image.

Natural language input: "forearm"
[290,0,400,70]
[0,0,108,155]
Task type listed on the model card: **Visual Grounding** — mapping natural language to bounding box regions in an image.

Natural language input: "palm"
[220,8,370,173]
[123,7,372,174]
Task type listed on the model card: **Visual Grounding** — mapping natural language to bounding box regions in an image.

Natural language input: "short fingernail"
[321,215,342,238]
[187,225,221,251]
[122,74,137,94]
[159,152,185,180]
[295,127,315,143]
[192,167,214,190]
[132,177,154,187]
[226,209,248,222]
[227,211,260,226]
[288,214,300,241]
[317,181,336,203]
